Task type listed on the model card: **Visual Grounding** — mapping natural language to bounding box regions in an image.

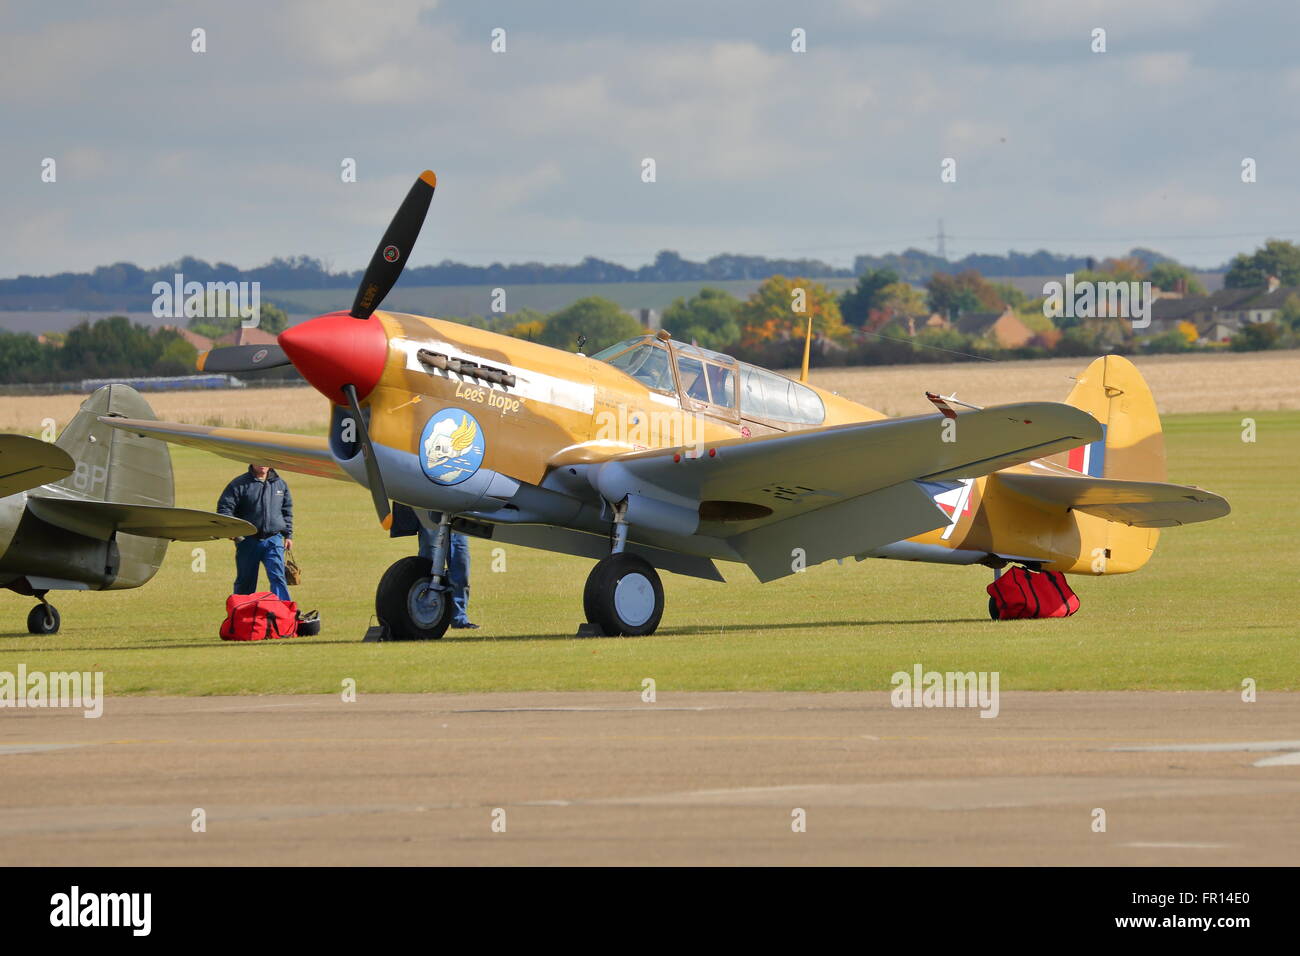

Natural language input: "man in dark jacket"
[217,464,293,600]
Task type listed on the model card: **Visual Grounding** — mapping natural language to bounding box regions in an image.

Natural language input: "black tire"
[582,553,664,637]
[27,604,60,635]
[376,556,451,640]
[988,596,999,620]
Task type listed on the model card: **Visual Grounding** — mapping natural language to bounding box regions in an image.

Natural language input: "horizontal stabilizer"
[27,496,256,541]
[994,472,1230,528]
[0,435,75,498]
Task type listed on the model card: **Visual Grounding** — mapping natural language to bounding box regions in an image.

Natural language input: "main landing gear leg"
[581,501,664,637]
[26,592,60,635]
[375,513,454,640]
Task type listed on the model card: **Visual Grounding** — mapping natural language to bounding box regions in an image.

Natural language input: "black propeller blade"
[350,170,438,320]
[342,383,393,529]
[197,344,291,373]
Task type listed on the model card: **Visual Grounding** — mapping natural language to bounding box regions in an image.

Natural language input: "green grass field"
[2,412,1295,694]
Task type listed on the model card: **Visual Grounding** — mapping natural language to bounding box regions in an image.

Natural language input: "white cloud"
[1100,188,1227,229]
[59,147,111,180]
[1129,51,1193,86]
[0,0,1296,276]
[279,0,439,66]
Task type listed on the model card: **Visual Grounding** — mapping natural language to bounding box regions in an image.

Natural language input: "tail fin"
[51,385,176,589]
[54,384,174,508]
[1062,354,1165,482]
[1060,355,1165,573]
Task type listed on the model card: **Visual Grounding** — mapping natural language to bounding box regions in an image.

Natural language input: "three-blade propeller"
[197,170,439,527]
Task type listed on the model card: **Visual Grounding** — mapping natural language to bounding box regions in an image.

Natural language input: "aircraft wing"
[27,497,256,541]
[992,472,1230,528]
[0,434,75,498]
[100,418,349,482]
[589,401,1102,581]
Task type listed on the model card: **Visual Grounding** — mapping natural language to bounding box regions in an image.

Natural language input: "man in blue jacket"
[217,464,293,601]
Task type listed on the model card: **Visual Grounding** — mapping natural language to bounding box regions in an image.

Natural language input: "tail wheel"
[376,556,451,640]
[583,553,664,637]
[27,604,60,635]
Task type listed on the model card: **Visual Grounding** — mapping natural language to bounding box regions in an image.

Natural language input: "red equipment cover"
[219,591,300,641]
[987,567,1080,619]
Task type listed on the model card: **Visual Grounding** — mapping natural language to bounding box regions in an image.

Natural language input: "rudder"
[1061,355,1163,572]
[1063,354,1165,482]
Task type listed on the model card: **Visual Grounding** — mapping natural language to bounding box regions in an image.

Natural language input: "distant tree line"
[4,240,1295,387]
[850,246,1180,284]
[0,251,854,297]
[1224,238,1300,288]
[494,240,1299,368]
[0,316,197,385]
[1,246,1205,301]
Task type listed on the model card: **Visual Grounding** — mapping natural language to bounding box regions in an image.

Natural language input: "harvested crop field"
[0,383,325,434]
[806,349,1300,418]
[1,350,1296,436]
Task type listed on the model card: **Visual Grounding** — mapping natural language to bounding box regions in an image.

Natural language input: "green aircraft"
[0,384,254,634]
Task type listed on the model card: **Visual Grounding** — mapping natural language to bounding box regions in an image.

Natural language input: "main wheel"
[27,604,60,635]
[376,556,452,641]
[583,553,664,637]
[988,596,999,620]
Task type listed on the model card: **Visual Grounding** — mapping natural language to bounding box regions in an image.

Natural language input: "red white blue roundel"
[420,408,485,485]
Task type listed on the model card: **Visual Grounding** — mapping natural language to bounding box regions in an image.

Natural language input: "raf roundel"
[419,408,486,485]
[383,245,401,263]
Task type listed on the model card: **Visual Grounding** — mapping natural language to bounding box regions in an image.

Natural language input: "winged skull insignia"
[424,414,477,471]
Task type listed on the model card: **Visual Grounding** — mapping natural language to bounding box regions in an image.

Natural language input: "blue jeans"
[417,527,470,625]
[234,534,290,601]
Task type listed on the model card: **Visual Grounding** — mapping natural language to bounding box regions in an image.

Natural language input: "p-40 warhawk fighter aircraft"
[103,171,1229,638]
[2,385,254,633]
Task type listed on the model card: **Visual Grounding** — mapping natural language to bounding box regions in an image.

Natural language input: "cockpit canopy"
[591,335,825,426]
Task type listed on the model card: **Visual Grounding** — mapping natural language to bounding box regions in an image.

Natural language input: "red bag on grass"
[987,567,1080,620]
[220,591,300,641]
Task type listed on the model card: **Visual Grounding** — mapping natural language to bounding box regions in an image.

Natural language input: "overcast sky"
[3,0,1299,278]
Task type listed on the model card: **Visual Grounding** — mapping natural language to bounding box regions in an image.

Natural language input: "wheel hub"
[613,573,655,627]
[407,579,446,629]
